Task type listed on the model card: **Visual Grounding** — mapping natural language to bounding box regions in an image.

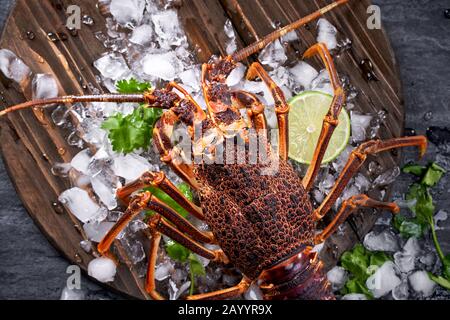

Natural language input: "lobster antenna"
[232,0,349,62]
[0,93,147,117]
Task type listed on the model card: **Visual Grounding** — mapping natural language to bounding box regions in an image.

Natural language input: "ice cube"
[403,237,421,257]
[141,51,182,81]
[327,266,348,291]
[258,39,287,69]
[373,167,401,187]
[94,53,130,81]
[224,19,237,55]
[110,0,146,26]
[91,173,119,210]
[226,63,246,87]
[179,67,201,92]
[129,24,153,46]
[434,209,448,230]
[281,30,298,43]
[60,286,85,300]
[80,240,92,253]
[71,149,92,175]
[87,256,117,283]
[394,252,415,274]
[366,261,401,298]
[58,187,103,223]
[244,283,264,300]
[341,293,367,300]
[120,237,146,264]
[83,221,115,243]
[32,74,59,100]
[112,154,150,183]
[0,49,31,83]
[363,230,400,252]
[408,270,436,297]
[316,18,338,50]
[392,281,410,300]
[155,260,174,281]
[351,112,373,143]
[151,10,184,48]
[169,279,191,300]
[354,174,371,193]
[289,61,318,89]
[310,69,333,95]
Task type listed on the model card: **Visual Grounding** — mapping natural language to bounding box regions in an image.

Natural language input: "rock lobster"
[0,0,427,300]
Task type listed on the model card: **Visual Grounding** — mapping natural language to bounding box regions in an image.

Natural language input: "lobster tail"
[259,246,334,300]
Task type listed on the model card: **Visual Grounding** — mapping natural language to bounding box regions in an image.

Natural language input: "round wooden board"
[0,0,404,299]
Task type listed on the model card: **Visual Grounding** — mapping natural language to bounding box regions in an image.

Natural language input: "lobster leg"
[116,171,204,220]
[186,277,251,300]
[302,43,346,191]
[98,191,215,255]
[246,62,290,160]
[148,214,228,264]
[314,136,427,221]
[314,195,399,244]
[145,229,165,300]
[231,90,267,132]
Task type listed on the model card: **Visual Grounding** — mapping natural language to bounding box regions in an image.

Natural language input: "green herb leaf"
[342,278,373,298]
[429,273,450,290]
[116,78,151,94]
[165,239,190,262]
[102,106,162,153]
[403,164,427,177]
[406,183,435,225]
[189,254,206,276]
[341,244,369,280]
[421,163,446,187]
[145,183,193,218]
[369,252,391,267]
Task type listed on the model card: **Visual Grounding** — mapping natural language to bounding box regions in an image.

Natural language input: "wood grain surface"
[0,0,404,299]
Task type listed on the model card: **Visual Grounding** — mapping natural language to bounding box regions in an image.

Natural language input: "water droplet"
[47,32,59,42]
[404,127,416,136]
[58,32,68,41]
[52,201,64,214]
[26,31,35,40]
[51,162,71,177]
[445,9,450,19]
[82,15,95,26]
[51,105,69,126]
[66,26,78,37]
[80,240,92,253]
[67,131,84,148]
[423,111,433,121]
[360,59,379,81]
[74,253,83,263]
[58,147,66,155]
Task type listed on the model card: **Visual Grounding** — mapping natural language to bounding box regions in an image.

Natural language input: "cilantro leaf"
[403,164,427,176]
[116,78,151,94]
[339,244,392,299]
[421,163,446,187]
[102,105,162,153]
[406,183,434,225]
[165,239,190,262]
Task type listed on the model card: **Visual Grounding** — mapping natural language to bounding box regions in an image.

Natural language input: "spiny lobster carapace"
[0,0,427,300]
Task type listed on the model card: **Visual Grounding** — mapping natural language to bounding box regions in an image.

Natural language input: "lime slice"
[288,91,350,164]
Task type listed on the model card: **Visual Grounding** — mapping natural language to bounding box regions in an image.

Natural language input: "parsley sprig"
[101,78,162,154]
[393,162,450,290]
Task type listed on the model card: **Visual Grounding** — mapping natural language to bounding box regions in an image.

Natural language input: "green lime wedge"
[288,91,350,164]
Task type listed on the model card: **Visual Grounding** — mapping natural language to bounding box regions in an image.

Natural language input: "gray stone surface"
[0,0,449,299]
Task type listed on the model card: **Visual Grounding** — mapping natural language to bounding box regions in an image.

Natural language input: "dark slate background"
[0,0,449,299]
